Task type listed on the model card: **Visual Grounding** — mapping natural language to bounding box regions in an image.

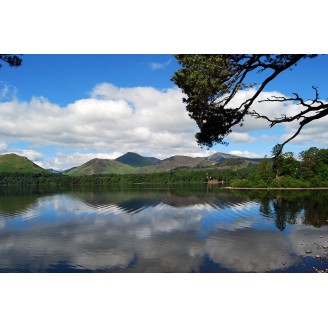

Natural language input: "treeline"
[0,166,255,186]
[2,147,327,188]
[230,147,328,188]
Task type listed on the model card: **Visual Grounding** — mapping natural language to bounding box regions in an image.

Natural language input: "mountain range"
[0,151,263,176]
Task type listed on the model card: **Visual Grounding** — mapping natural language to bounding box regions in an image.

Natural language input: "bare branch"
[172,54,321,149]
[255,86,327,126]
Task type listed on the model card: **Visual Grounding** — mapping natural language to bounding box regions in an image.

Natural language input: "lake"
[0,185,327,273]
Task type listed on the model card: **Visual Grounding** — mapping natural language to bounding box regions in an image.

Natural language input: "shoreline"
[223,187,328,190]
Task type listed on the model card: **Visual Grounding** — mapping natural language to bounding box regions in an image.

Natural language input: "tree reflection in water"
[0,186,327,272]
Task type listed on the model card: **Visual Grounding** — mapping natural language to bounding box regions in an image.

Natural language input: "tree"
[0,54,22,69]
[279,152,299,178]
[257,156,274,182]
[171,55,326,156]
[299,147,319,179]
[271,144,284,178]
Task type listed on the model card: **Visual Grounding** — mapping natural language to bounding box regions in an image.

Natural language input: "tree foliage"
[0,54,22,69]
[171,54,325,156]
[230,146,328,188]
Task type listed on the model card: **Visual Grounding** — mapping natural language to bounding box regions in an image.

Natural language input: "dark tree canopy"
[171,54,325,156]
[0,54,22,69]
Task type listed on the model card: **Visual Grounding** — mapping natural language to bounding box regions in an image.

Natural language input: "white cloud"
[11,149,45,161]
[228,89,328,148]
[229,150,264,158]
[228,132,256,143]
[0,82,17,101]
[229,89,292,133]
[0,142,8,152]
[279,101,328,146]
[0,84,201,166]
[149,59,172,70]
[0,82,9,99]
[1,84,326,170]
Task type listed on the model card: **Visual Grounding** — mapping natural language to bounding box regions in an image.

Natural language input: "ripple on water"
[203,200,265,232]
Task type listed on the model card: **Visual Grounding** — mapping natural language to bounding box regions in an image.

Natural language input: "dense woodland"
[0,167,253,186]
[230,147,328,188]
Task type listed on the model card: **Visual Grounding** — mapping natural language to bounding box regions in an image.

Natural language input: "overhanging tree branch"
[0,55,22,68]
[251,86,328,155]
[171,54,323,156]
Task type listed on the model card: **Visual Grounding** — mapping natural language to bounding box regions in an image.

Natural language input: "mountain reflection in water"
[0,187,327,272]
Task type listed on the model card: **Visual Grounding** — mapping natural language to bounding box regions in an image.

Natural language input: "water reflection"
[234,190,328,229]
[0,187,327,272]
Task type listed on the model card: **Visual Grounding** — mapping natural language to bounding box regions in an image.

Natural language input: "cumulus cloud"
[227,89,289,133]
[230,89,328,147]
[228,132,256,143]
[12,149,45,161]
[0,84,200,161]
[229,150,264,158]
[1,84,326,170]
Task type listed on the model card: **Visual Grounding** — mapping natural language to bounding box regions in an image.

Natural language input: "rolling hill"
[138,155,218,173]
[0,153,49,174]
[204,152,263,163]
[66,158,136,176]
[65,152,263,176]
[0,151,263,176]
[204,152,240,162]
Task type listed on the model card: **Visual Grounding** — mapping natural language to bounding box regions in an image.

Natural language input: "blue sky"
[0,54,328,170]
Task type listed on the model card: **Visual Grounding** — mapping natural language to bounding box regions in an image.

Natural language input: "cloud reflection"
[0,189,327,272]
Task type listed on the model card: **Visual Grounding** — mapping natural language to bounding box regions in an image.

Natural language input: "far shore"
[224,187,328,190]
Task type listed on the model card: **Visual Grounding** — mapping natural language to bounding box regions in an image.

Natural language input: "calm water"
[0,185,327,273]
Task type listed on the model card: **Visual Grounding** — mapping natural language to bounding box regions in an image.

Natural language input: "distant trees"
[171,55,327,156]
[231,146,328,188]
[0,168,252,186]
[299,147,328,181]
[271,148,299,179]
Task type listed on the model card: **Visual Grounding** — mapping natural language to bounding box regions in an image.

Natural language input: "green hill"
[115,152,161,167]
[205,152,240,162]
[0,153,49,174]
[205,152,263,163]
[66,158,136,176]
[65,152,261,176]
[138,155,218,173]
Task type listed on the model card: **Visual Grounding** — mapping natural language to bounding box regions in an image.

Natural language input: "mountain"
[139,155,218,173]
[66,158,136,176]
[64,152,263,176]
[0,153,49,174]
[47,168,62,174]
[204,152,240,162]
[62,167,77,173]
[1,151,263,177]
[204,152,263,163]
[115,152,161,167]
